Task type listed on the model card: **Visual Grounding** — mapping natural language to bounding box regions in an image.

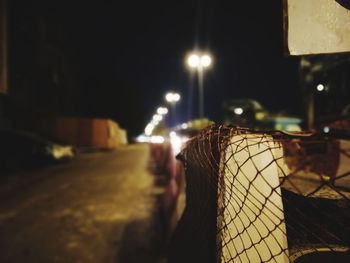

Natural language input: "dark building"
[0,0,146,136]
[7,1,81,123]
[0,0,83,132]
[300,54,350,128]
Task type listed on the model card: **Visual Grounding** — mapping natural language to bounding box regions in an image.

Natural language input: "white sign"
[285,0,350,55]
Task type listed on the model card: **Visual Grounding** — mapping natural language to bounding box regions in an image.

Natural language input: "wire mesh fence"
[169,125,350,263]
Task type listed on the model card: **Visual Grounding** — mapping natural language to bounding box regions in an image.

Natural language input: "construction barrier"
[168,125,350,263]
[38,117,127,149]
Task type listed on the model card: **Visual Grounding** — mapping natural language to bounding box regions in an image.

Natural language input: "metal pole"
[307,87,314,130]
[198,68,204,118]
[172,103,176,127]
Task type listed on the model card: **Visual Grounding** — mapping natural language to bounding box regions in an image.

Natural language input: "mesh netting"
[169,125,350,263]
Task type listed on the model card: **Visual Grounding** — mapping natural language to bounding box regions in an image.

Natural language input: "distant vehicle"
[174,118,214,136]
[222,98,268,128]
[0,129,75,173]
[222,98,302,132]
[258,116,302,132]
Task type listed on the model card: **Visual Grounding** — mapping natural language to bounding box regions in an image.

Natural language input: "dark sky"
[57,1,302,133]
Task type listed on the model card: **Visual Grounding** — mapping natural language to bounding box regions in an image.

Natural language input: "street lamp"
[157,106,169,115]
[165,92,180,103]
[153,114,163,122]
[186,52,212,118]
[165,92,181,126]
[145,123,154,136]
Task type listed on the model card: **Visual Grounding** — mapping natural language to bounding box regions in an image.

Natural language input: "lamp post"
[156,106,169,115]
[187,52,212,118]
[165,92,180,126]
[144,107,168,136]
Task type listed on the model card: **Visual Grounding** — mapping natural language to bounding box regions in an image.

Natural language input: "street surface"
[0,144,166,263]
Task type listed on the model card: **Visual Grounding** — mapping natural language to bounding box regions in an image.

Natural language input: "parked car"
[223,98,302,131]
[222,98,268,128]
[0,129,75,173]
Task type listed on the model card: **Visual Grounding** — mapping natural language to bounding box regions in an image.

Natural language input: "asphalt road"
[0,144,166,263]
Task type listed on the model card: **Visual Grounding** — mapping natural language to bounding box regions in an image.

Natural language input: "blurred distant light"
[136,134,149,143]
[165,93,173,102]
[151,119,159,126]
[187,52,212,69]
[169,132,183,155]
[256,112,265,120]
[323,126,330,133]
[200,55,212,68]
[157,107,168,115]
[187,54,200,68]
[181,123,188,129]
[145,124,154,136]
[150,135,164,144]
[234,107,244,115]
[317,84,325,91]
[165,92,181,103]
[285,124,301,132]
[153,114,163,122]
[173,93,180,102]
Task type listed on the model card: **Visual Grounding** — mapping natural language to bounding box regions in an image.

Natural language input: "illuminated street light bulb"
[187,54,200,68]
[165,92,181,126]
[145,123,154,136]
[173,93,180,102]
[153,114,163,122]
[181,123,188,129]
[165,93,174,102]
[165,92,181,103]
[185,51,213,118]
[151,119,159,126]
[200,54,212,68]
[234,107,244,115]
[157,107,168,115]
[317,84,325,91]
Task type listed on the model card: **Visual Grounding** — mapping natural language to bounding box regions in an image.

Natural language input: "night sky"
[38,1,302,135]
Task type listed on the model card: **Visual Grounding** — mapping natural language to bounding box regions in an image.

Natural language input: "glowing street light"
[153,114,163,122]
[187,54,200,68]
[200,55,212,68]
[234,107,244,115]
[165,92,181,126]
[145,123,154,136]
[165,92,180,103]
[157,107,168,115]
[144,109,168,137]
[316,84,325,92]
[186,51,213,118]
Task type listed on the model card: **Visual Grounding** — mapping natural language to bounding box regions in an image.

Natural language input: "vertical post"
[171,102,176,127]
[198,68,204,118]
[306,88,314,130]
[299,57,314,131]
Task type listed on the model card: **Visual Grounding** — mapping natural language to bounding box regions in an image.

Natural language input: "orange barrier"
[38,117,127,149]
